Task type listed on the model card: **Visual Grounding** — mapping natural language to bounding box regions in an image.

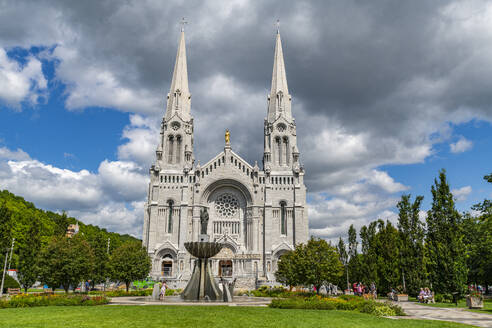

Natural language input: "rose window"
[215,193,239,218]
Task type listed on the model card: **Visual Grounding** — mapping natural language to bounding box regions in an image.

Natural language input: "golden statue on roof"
[225,129,230,144]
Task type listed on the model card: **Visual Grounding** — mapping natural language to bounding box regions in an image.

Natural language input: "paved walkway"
[108,296,272,307]
[393,301,492,327]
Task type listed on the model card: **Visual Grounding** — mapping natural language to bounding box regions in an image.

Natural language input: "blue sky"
[1,1,492,239]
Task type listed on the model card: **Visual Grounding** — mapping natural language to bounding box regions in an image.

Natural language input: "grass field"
[0,305,473,328]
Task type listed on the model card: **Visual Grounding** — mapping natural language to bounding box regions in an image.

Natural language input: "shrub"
[434,293,453,303]
[2,275,20,293]
[269,296,405,317]
[0,294,109,308]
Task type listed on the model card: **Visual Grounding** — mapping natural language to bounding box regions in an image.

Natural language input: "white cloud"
[0,145,148,237]
[450,136,473,153]
[0,48,47,108]
[117,114,159,168]
[452,185,472,201]
[0,147,30,161]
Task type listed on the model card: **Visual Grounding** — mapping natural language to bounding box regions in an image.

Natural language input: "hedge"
[269,296,405,317]
[0,294,109,308]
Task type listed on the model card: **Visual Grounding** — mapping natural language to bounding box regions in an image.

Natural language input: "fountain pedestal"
[181,240,223,301]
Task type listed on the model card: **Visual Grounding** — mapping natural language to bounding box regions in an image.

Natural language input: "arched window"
[167,200,174,233]
[280,201,287,235]
[176,135,182,163]
[283,137,289,165]
[167,135,174,164]
[277,91,283,110]
[276,137,282,165]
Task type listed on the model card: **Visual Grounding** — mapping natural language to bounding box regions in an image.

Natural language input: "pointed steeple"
[165,30,191,121]
[268,31,291,121]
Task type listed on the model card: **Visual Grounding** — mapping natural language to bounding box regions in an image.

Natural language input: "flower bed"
[269,295,405,317]
[0,293,109,308]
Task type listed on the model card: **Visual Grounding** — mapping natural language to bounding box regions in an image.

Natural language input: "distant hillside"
[0,190,140,267]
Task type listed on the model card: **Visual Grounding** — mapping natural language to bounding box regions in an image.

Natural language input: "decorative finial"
[276,19,280,34]
[180,17,188,32]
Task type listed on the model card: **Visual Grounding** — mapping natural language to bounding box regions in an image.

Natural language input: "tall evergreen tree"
[374,220,401,294]
[347,224,360,283]
[360,222,378,285]
[465,173,492,293]
[426,169,468,295]
[397,194,426,296]
[336,237,349,290]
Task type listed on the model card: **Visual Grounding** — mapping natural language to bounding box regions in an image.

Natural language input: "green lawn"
[0,305,473,328]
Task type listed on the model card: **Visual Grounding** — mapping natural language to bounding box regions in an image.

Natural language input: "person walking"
[159,281,167,300]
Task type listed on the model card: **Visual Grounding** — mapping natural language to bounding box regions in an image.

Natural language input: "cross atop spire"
[165,28,191,121]
[276,19,280,34]
[180,17,188,32]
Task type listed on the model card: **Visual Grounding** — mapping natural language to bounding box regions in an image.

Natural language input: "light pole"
[7,238,15,271]
[0,248,9,298]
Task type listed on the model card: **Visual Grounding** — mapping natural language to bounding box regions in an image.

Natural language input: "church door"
[219,260,233,277]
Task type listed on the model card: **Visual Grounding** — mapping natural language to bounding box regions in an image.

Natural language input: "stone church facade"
[142,29,308,289]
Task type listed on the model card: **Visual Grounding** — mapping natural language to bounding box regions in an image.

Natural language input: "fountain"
[181,208,234,301]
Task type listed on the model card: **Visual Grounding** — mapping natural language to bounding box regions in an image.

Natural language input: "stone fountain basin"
[184,241,223,258]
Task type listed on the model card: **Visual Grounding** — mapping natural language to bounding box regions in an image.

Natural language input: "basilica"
[142,28,308,289]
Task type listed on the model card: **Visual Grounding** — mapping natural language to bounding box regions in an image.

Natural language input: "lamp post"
[0,248,9,298]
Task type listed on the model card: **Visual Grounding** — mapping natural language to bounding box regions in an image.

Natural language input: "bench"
[7,288,20,295]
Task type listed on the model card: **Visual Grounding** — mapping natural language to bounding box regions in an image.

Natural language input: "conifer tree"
[347,224,361,283]
[397,194,426,296]
[426,169,467,295]
[336,237,349,290]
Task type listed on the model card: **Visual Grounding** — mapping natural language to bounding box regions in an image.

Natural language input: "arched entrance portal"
[161,256,173,277]
[219,260,233,277]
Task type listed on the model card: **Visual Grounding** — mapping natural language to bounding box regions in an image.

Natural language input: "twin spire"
[166,30,191,121]
[268,30,291,121]
[165,25,291,122]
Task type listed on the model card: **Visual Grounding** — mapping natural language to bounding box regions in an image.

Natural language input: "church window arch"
[180,176,183,183]
[283,137,289,165]
[176,135,182,163]
[275,137,282,165]
[168,135,174,164]
[167,200,174,233]
[280,201,287,235]
[160,176,163,183]
[277,91,283,110]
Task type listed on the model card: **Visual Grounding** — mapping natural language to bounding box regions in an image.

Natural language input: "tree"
[465,173,492,293]
[426,169,467,295]
[38,235,95,293]
[336,237,349,290]
[298,238,343,294]
[359,222,378,285]
[87,232,110,288]
[17,222,41,292]
[347,224,361,283]
[110,242,151,292]
[373,220,401,294]
[275,250,300,290]
[397,194,426,296]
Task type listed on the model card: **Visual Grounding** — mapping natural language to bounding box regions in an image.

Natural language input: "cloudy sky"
[1,0,491,240]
